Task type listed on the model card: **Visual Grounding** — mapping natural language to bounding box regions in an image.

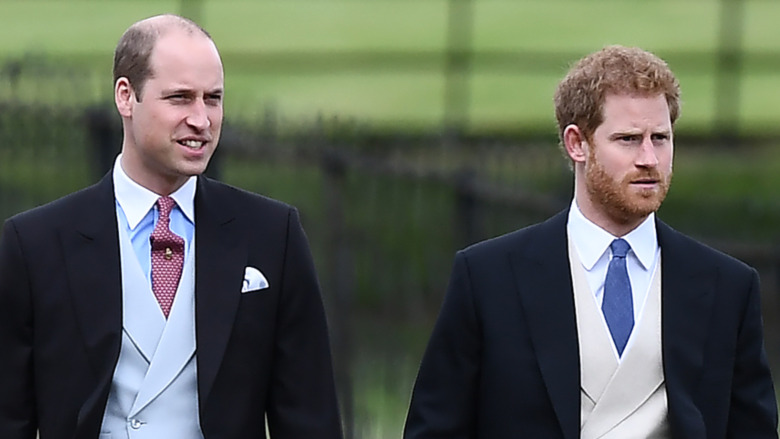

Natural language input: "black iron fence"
[3,97,778,435]
[4,0,780,432]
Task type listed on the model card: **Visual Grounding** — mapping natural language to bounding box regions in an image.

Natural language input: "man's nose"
[186,99,211,130]
[636,137,659,167]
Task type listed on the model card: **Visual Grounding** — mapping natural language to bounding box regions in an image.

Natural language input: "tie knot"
[610,238,630,258]
[156,196,176,220]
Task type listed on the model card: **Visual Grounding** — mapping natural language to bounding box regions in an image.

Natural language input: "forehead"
[599,93,671,131]
[147,30,223,89]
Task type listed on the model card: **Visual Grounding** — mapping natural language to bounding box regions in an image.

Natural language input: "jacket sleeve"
[727,268,778,437]
[265,208,343,439]
[0,219,38,439]
[404,251,480,439]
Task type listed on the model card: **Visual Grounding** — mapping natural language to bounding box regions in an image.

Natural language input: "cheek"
[209,108,224,125]
[138,106,175,130]
[592,154,626,179]
[659,151,673,172]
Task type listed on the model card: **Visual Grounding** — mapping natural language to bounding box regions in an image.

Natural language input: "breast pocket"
[233,286,279,340]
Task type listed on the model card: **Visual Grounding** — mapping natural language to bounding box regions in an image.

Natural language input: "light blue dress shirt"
[112,155,196,285]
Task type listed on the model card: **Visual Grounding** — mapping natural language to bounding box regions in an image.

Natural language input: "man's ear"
[114,77,135,117]
[563,124,588,164]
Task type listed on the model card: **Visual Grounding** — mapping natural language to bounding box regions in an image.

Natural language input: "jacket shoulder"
[459,209,567,260]
[4,178,110,230]
[196,177,298,222]
[200,176,292,205]
[657,221,755,274]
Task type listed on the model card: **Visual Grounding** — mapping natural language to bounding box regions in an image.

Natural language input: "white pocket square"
[242,266,269,293]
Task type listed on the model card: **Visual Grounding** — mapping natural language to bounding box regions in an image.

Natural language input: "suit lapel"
[657,221,715,429]
[509,210,580,439]
[194,177,248,406]
[61,174,123,376]
[505,216,713,437]
[59,175,123,434]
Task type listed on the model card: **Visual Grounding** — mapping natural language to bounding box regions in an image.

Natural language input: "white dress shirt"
[566,200,660,323]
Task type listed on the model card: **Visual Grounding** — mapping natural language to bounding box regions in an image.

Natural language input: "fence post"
[84,104,121,179]
[443,0,475,137]
[715,0,745,144]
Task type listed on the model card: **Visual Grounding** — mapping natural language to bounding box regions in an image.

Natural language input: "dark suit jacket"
[0,174,343,439]
[405,210,777,438]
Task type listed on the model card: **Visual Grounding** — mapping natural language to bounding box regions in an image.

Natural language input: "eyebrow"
[609,131,641,139]
[650,129,672,138]
[609,128,672,138]
[161,87,224,96]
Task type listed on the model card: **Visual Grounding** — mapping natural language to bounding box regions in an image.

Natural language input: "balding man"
[0,14,342,439]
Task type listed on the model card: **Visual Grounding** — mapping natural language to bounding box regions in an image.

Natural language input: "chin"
[179,158,211,174]
[622,196,664,218]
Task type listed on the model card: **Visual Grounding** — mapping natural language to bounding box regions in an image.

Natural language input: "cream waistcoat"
[569,238,669,438]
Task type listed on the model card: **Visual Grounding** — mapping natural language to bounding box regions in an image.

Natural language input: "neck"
[119,153,187,196]
[574,191,648,238]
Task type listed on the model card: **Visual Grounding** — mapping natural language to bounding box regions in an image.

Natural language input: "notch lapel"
[657,222,715,428]
[194,177,248,406]
[59,175,123,433]
[61,175,123,378]
[509,211,580,439]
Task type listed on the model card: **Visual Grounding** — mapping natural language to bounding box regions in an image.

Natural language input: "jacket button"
[129,418,144,429]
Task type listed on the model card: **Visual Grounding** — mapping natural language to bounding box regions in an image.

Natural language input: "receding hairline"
[128,13,212,41]
[112,14,216,92]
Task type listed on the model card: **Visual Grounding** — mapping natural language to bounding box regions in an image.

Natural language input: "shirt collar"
[567,200,657,270]
[112,154,197,230]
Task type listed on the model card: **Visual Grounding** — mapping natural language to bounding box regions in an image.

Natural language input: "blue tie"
[602,238,634,356]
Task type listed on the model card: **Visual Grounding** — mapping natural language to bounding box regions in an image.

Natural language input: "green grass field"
[2,0,780,133]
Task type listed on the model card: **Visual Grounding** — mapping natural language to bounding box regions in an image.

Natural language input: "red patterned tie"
[150,196,184,318]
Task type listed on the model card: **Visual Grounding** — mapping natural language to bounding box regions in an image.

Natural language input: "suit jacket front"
[404,210,777,438]
[0,173,343,439]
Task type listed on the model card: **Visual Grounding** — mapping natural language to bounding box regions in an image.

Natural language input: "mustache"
[625,169,665,182]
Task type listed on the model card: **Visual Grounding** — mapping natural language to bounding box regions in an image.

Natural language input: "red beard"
[585,150,672,225]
